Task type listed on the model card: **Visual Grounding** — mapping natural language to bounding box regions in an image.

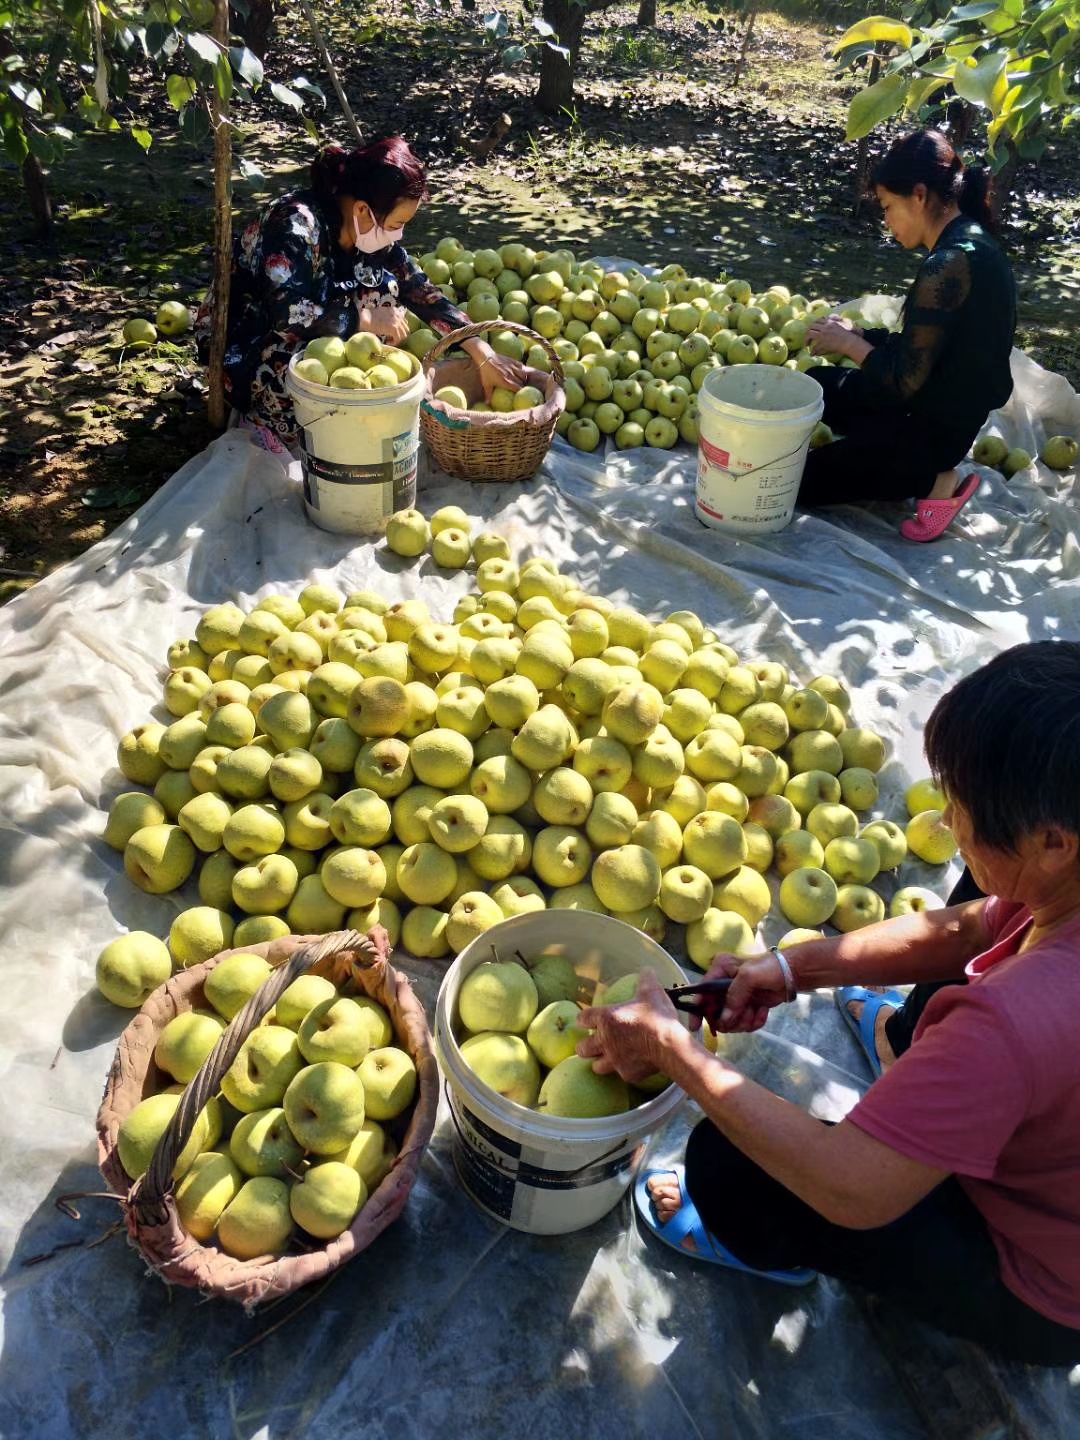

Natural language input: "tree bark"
[231,0,275,59]
[733,5,756,86]
[208,0,233,431]
[636,0,657,27]
[991,137,1019,225]
[22,154,53,240]
[538,0,587,115]
[852,49,882,220]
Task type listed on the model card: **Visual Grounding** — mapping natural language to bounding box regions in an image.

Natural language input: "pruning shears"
[664,978,733,1030]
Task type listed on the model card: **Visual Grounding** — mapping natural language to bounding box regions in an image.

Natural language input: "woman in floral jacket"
[196,136,522,450]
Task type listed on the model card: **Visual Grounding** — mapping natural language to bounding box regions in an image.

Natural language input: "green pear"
[178,791,233,852]
[175,1150,243,1241]
[329,788,393,847]
[258,691,316,752]
[223,803,286,861]
[321,1119,390,1188]
[298,997,374,1067]
[286,875,347,933]
[310,717,363,773]
[154,1010,227,1082]
[526,954,580,1008]
[117,723,168,785]
[283,1062,366,1153]
[290,1161,364,1239]
[168,906,234,968]
[459,1032,541,1105]
[591,844,661,912]
[196,602,246,657]
[104,791,167,852]
[274,974,339,1031]
[233,915,291,947]
[217,1176,294,1259]
[117,1091,222,1181]
[527,1001,590,1069]
[458,961,538,1034]
[229,1106,305,1178]
[204,951,273,1019]
[153,768,199,819]
[356,1046,417,1120]
[537,1055,629,1118]
[232,853,300,914]
[215,744,273,801]
[124,824,197,894]
[95,932,172,1008]
[283,792,336,851]
[221,1026,304,1112]
[188,745,233,795]
[198,849,241,909]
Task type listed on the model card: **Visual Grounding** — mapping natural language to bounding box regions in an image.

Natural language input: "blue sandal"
[834,985,906,1079]
[633,1166,816,1287]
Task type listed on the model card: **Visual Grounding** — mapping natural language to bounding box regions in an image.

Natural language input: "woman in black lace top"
[196,138,524,451]
[798,130,1016,541]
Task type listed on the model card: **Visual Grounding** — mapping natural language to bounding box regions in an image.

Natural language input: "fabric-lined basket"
[420,319,565,483]
[97,928,437,1310]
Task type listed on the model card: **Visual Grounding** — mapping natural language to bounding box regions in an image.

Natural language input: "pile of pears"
[115,951,413,1259]
[100,501,955,1012]
[401,239,857,454]
[454,953,673,1121]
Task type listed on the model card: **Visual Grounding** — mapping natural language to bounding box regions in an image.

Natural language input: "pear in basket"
[330,367,370,389]
[435,386,469,410]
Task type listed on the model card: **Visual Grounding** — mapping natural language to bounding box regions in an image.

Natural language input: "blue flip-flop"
[633,1165,817,1287]
[834,985,906,1079]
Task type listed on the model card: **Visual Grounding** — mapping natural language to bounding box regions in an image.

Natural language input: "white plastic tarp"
[1,343,1079,1439]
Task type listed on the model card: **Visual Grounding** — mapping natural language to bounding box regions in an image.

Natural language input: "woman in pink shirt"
[578,641,1080,1365]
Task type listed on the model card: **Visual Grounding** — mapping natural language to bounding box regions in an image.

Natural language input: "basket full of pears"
[96,928,437,1308]
[419,319,566,484]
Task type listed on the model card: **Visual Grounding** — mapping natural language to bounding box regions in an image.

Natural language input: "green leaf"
[166,72,197,109]
[949,1,998,18]
[179,101,211,143]
[291,76,326,105]
[130,124,152,150]
[482,10,509,40]
[953,49,1008,112]
[214,51,232,103]
[229,45,263,87]
[532,16,554,36]
[24,124,52,161]
[501,43,527,64]
[834,16,914,54]
[905,73,950,112]
[845,70,909,140]
[269,81,304,111]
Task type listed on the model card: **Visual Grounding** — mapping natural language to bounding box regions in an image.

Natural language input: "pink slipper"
[900,473,980,542]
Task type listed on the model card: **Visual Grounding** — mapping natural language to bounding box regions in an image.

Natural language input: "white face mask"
[353,210,404,253]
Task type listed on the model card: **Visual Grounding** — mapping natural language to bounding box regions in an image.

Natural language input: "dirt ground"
[2,1,1078,602]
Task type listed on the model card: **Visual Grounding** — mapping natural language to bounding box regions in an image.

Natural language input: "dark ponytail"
[310,136,429,221]
[872,128,1000,238]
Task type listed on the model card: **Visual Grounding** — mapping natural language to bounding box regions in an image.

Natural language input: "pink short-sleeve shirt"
[848,897,1080,1327]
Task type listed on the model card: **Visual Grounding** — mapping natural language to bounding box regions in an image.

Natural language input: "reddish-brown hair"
[311,137,429,221]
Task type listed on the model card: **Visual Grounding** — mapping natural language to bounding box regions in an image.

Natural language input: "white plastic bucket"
[285,357,424,535]
[435,911,690,1235]
[696,364,824,534]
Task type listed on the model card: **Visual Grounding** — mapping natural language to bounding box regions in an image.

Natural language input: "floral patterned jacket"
[195,188,467,442]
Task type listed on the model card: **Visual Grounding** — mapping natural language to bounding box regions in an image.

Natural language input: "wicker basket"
[420,319,565,483]
[97,928,438,1309]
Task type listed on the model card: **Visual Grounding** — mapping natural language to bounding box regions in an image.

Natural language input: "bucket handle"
[700,432,818,483]
[443,1081,634,1180]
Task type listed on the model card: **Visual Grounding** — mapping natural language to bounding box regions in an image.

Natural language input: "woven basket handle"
[135,929,378,1222]
[423,318,565,389]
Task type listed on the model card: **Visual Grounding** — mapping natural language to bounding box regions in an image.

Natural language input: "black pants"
[797,367,975,508]
[683,868,1080,1365]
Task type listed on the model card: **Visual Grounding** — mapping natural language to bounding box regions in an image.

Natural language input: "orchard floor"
[1,344,1079,1439]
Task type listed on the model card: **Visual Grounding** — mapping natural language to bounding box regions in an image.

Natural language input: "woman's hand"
[462,337,527,402]
[714,950,792,1033]
[575,968,690,1085]
[364,306,411,346]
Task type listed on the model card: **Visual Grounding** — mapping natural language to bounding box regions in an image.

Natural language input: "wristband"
[769,945,797,1003]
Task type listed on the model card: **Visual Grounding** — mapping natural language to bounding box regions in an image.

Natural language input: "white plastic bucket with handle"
[696,365,824,534]
[285,356,424,535]
[434,911,690,1236]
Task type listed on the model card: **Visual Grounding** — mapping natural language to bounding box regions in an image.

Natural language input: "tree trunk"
[852,50,882,220]
[732,5,756,86]
[636,0,657,27]
[538,0,587,115]
[22,154,53,240]
[208,0,233,431]
[991,137,1019,225]
[232,0,275,59]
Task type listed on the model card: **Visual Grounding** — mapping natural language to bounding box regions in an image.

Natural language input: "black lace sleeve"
[859,246,974,409]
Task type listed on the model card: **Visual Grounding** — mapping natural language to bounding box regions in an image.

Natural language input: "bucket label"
[700,435,730,470]
[449,1098,638,1223]
[299,429,418,516]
